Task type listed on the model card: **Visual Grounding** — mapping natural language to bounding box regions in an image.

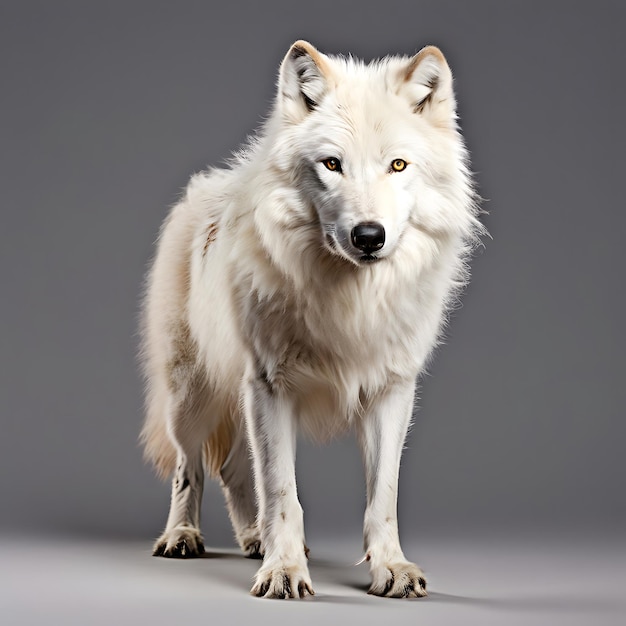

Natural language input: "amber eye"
[322,157,342,173]
[390,159,408,172]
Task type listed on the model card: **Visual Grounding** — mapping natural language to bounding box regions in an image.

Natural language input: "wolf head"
[266,40,474,268]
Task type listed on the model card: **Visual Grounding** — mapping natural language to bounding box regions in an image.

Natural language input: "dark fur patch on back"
[202,222,219,257]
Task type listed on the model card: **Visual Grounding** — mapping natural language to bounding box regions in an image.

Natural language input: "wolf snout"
[351,222,385,254]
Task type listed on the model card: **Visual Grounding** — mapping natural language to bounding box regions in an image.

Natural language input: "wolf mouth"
[360,254,379,263]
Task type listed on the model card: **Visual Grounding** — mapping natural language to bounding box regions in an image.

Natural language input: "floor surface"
[2,530,624,625]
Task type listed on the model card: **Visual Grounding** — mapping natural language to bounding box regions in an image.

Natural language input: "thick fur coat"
[140,40,481,599]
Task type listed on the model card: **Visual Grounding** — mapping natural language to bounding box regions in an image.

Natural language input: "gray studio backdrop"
[1,1,624,545]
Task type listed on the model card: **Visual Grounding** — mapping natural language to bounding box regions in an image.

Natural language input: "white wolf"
[140,40,481,599]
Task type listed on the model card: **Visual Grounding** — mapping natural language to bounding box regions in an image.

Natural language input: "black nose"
[351,222,385,254]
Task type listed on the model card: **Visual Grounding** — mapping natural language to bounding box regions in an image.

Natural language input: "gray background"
[1,1,625,623]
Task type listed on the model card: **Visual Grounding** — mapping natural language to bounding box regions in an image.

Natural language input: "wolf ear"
[398,46,456,126]
[278,40,333,121]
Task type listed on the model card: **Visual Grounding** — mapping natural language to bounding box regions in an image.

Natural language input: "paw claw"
[254,580,270,597]
[152,542,165,557]
[297,580,314,597]
[283,575,292,598]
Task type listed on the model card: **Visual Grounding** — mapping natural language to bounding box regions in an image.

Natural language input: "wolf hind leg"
[153,375,214,559]
[220,424,261,558]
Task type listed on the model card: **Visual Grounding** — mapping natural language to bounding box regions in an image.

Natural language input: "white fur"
[140,40,481,598]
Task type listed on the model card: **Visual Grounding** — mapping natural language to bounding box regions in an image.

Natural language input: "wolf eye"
[322,157,342,173]
[390,159,408,172]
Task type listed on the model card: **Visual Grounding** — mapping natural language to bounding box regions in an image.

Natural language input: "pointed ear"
[398,46,456,126]
[278,40,333,121]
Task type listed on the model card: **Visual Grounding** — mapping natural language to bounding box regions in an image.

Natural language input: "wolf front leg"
[243,366,314,599]
[357,380,427,598]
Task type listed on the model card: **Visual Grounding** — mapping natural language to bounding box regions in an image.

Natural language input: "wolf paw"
[368,561,427,598]
[243,539,263,559]
[152,526,205,558]
[235,525,263,559]
[251,562,315,599]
